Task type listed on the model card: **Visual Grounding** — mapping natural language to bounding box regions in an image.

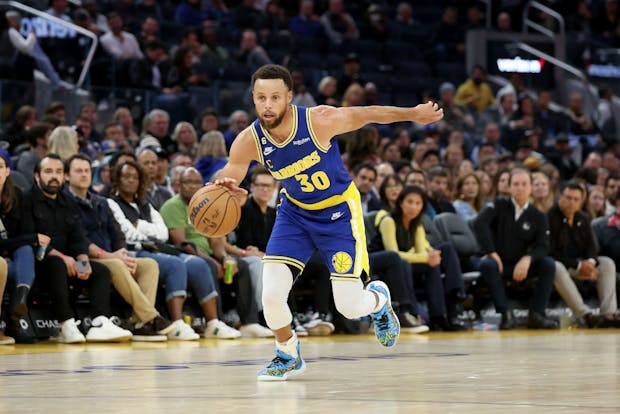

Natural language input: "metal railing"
[0,0,98,89]
[522,1,565,38]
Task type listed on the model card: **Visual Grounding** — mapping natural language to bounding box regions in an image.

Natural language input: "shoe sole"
[86,334,133,342]
[401,326,430,334]
[257,360,306,382]
[132,335,168,342]
[0,337,16,345]
[369,281,400,347]
[156,324,178,336]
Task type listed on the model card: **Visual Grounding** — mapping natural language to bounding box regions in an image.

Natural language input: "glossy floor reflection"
[0,330,618,414]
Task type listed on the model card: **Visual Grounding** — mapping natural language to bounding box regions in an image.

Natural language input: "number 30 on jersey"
[295,171,331,192]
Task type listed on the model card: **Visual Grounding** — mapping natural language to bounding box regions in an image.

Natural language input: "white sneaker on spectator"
[240,323,274,338]
[203,319,242,339]
[167,319,200,341]
[86,316,133,342]
[56,318,86,344]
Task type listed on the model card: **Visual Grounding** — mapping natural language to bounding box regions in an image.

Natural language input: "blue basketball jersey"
[250,105,354,210]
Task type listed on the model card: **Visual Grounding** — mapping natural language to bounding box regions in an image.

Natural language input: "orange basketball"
[188,184,241,237]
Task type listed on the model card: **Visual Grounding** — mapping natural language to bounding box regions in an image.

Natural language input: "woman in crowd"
[48,126,78,161]
[172,121,199,159]
[453,172,483,221]
[316,75,339,106]
[106,161,241,340]
[113,107,140,147]
[585,185,606,219]
[378,185,465,331]
[492,168,511,197]
[195,131,228,183]
[531,171,554,213]
[378,174,404,211]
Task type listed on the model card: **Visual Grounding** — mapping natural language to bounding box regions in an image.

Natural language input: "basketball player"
[214,64,443,381]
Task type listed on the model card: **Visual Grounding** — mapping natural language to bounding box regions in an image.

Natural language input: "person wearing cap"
[438,82,475,135]
[337,53,366,96]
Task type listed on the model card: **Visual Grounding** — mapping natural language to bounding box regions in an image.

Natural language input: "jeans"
[7,245,36,287]
[411,263,446,318]
[370,250,420,314]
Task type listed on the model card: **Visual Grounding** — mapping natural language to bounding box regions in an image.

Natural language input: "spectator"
[261,0,289,36]
[223,110,249,151]
[3,105,37,152]
[377,186,463,331]
[289,0,324,41]
[65,154,176,341]
[360,4,389,42]
[471,123,506,165]
[48,126,78,161]
[320,0,359,46]
[137,148,172,210]
[74,117,102,160]
[374,162,395,196]
[531,171,554,213]
[337,53,365,97]
[426,166,456,217]
[454,64,495,113]
[17,122,53,185]
[585,185,606,219]
[44,101,66,125]
[197,107,220,136]
[493,168,511,197]
[46,0,72,21]
[166,46,208,91]
[159,167,269,337]
[235,29,271,71]
[169,165,187,195]
[24,154,132,343]
[316,76,339,106]
[432,5,465,63]
[0,153,44,342]
[138,16,161,50]
[129,40,167,91]
[200,22,230,67]
[453,172,483,221]
[341,83,365,107]
[100,12,144,61]
[113,107,140,147]
[0,257,9,344]
[172,122,199,158]
[107,161,237,339]
[233,0,265,31]
[472,168,558,330]
[476,170,493,201]
[5,11,62,88]
[195,131,228,183]
[534,89,567,142]
[78,102,100,141]
[566,92,598,136]
[546,134,579,181]
[549,181,620,328]
[102,122,133,153]
[438,82,475,135]
[352,163,381,214]
[141,109,177,154]
[378,174,404,211]
[496,11,513,31]
[344,126,381,171]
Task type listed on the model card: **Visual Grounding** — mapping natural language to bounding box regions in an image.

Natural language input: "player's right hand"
[212,177,248,196]
[413,101,444,124]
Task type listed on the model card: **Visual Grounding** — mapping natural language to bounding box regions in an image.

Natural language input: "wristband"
[96,248,103,259]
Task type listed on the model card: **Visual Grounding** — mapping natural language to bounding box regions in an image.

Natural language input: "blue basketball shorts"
[263,195,370,282]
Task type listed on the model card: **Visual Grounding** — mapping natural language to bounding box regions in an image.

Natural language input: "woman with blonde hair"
[316,76,339,106]
[172,121,198,158]
[195,131,228,183]
[452,172,483,220]
[113,107,139,147]
[342,83,365,107]
[531,171,554,213]
[585,185,606,219]
[48,126,78,161]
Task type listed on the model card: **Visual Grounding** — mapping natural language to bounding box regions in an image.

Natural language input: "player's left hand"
[414,101,444,125]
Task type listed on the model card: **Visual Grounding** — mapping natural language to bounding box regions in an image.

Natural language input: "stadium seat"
[434,213,481,282]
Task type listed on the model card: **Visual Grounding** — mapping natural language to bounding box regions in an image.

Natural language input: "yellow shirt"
[454,79,495,113]
[378,214,431,264]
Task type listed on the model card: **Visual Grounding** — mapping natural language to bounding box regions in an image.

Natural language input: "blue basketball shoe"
[257,341,306,381]
[368,280,400,347]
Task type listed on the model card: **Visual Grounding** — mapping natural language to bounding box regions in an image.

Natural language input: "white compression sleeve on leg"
[261,262,294,330]
[332,278,386,319]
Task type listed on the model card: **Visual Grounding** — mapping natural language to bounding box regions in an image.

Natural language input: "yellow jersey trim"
[306,107,330,153]
[283,181,359,210]
[260,105,298,148]
[250,125,265,165]
[330,274,361,281]
[263,255,305,269]
[262,257,305,271]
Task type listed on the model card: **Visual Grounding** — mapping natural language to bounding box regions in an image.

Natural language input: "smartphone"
[76,260,90,274]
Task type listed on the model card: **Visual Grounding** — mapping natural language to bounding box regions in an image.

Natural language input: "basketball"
[188,184,241,237]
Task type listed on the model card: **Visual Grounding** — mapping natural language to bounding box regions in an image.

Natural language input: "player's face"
[253,79,292,130]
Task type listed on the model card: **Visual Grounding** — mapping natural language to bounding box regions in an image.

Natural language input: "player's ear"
[287,89,293,103]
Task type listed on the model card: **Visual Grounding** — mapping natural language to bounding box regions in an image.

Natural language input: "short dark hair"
[251,64,293,91]
[250,165,272,183]
[200,107,218,120]
[561,180,585,196]
[65,153,92,173]
[111,161,148,202]
[109,151,137,168]
[35,153,63,174]
[605,172,620,188]
[27,122,53,147]
[353,162,377,178]
[427,166,448,181]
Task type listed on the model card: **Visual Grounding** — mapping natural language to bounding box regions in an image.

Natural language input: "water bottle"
[36,244,47,261]
[223,256,235,284]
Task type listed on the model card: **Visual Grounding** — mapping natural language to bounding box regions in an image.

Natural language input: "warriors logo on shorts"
[332,251,353,274]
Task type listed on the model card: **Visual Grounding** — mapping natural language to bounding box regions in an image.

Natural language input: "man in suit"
[473,168,557,330]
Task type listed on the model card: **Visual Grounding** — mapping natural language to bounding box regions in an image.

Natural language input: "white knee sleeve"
[261,262,294,330]
[332,279,378,320]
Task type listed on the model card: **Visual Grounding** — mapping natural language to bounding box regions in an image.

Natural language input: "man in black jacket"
[548,182,619,328]
[473,168,557,329]
[24,154,132,343]
[65,154,176,340]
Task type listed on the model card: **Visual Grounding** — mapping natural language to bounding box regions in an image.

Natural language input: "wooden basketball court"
[0,330,618,413]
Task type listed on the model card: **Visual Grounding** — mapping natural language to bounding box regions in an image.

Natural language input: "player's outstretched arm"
[311,101,443,141]
[212,129,257,195]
